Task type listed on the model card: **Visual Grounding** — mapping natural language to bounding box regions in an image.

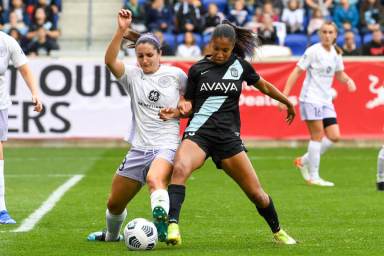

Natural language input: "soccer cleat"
[294,157,310,181]
[152,206,168,242]
[87,230,123,242]
[307,178,335,187]
[377,182,384,191]
[0,210,16,224]
[273,229,297,245]
[166,223,182,246]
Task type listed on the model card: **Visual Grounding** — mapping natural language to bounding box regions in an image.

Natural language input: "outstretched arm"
[254,78,296,124]
[105,9,132,79]
[335,71,357,92]
[18,64,43,112]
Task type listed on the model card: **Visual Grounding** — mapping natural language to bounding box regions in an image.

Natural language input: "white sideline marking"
[12,175,84,233]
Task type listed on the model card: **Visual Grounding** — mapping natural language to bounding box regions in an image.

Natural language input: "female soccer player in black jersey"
[161,20,297,245]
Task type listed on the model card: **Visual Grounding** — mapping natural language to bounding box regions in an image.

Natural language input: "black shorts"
[183,132,247,169]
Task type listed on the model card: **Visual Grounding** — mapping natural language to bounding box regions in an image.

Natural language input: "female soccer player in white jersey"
[0,32,43,224]
[160,20,297,246]
[87,9,187,242]
[280,21,356,187]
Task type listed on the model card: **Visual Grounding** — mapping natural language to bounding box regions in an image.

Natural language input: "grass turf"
[0,147,382,256]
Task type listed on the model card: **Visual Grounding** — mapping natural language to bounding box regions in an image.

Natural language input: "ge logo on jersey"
[148,90,160,102]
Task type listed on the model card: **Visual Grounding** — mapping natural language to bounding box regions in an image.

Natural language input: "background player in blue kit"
[160,20,297,246]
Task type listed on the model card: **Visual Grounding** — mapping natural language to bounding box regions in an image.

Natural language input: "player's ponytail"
[212,20,261,59]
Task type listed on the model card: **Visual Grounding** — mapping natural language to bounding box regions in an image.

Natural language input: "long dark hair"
[211,20,261,59]
[123,30,161,53]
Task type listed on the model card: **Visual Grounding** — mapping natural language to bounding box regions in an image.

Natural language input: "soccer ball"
[123,218,158,250]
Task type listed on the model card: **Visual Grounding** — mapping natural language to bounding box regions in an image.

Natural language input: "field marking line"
[12,174,84,233]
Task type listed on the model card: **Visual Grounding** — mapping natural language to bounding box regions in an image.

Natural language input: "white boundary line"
[12,175,84,233]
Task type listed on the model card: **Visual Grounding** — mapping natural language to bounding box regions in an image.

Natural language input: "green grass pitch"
[0,147,382,256]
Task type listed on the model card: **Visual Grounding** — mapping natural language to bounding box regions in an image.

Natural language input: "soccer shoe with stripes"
[0,210,16,224]
[294,157,310,181]
[307,178,335,187]
[166,223,182,246]
[273,229,297,245]
[87,230,123,242]
[152,206,168,242]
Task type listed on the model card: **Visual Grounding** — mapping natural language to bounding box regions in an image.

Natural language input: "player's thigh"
[146,157,173,193]
[221,151,268,204]
[305,120,324,141]
[324,123,340,142]
[108,174,142,214]
[172,139,207,181]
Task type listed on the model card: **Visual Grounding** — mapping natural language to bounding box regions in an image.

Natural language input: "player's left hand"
[285,104,295,125]
[32,95,43,112]
[159,108,178,120]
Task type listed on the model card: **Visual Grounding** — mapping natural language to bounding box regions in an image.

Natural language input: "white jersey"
[297,43,344,105]
[0,31,28,110]
[118,64,187,150]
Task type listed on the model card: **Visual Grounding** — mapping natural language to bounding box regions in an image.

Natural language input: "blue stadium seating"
[176,33,203,48]
[284,34,308,56]
[309,34,320,45]
[363,33,373,44]
[336,33,362,48]
[203,33,212,45]
[163,32,176,50]
[202,0,228,13]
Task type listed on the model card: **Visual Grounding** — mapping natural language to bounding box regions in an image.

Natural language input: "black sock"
[168,184,186,224]
[256,196,281,233]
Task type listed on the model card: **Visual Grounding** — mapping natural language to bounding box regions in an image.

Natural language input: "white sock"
[377,146,384,182]
[307,141,321,180]
[150,189,169,214]
[0,160,6,211]
[320,137,333,154]
[105,208,127,241]
[301,137,333,165]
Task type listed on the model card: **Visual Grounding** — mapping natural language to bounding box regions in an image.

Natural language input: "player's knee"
[146,176,165,191]
[172,161,190,180]
[328,135,340,143]
[249,191,269,207]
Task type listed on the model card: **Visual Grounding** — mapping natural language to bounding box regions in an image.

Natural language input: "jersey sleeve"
[335,54,344,72]
[176,68,188,96]
[117,64,140,94]
[8,35,27,68]
[184,65,199,100]
[242,60,260,86]
[297,47,313,70]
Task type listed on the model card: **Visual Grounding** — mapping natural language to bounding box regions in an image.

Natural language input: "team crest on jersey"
[158,76,172,88]
[0,46,6,57]
[230,67,238,78]
[326,66,332,74]
[223,60,243,80]
[148,90,160,102]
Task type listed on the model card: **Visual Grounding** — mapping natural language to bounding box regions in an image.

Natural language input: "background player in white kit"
[87,9,187,242]
[0,31,43,224]
[280,21,356,187]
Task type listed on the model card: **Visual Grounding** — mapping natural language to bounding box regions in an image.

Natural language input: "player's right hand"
[178,100,192,116]
[117,9,132,32]
[278,102,287,111]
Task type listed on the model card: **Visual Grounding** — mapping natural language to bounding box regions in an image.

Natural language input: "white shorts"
[0,109,8,141]
[116,147,176,185]
[299,102,337,121]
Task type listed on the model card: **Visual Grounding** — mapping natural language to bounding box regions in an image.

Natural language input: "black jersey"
[184,54,260,139]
